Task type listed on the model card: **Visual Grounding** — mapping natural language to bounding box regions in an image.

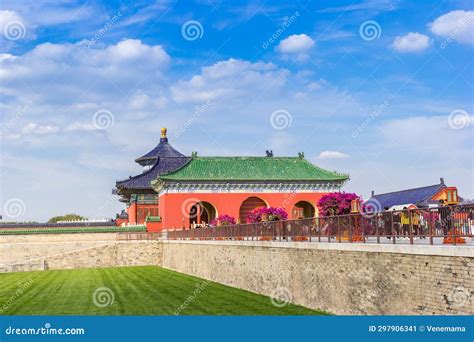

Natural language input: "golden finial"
[161,127,167,138]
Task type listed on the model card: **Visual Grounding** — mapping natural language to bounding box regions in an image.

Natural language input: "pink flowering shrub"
[317,192,360,216]
[247,207,288,223]
[211,214,236,226]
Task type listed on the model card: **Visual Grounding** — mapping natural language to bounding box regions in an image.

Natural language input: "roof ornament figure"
[161,127,167,141]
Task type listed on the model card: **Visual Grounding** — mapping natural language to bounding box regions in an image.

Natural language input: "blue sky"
[0,0,473,221]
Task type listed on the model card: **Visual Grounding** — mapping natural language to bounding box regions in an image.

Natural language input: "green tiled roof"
[145,216,162,222]
[156,156,348,182]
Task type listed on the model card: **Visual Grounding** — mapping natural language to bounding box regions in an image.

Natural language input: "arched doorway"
[239,197,268,223]
[292,201,315,219]
[189,201,217,227]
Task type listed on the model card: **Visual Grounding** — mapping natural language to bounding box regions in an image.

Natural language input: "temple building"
[368,178,460,211]
[115,128,349,231]
[115,128,189,225]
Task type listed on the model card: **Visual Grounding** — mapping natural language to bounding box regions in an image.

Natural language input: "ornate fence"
[168,204,474,245]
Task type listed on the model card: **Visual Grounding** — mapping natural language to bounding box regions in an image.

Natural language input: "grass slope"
[0,266,323,315]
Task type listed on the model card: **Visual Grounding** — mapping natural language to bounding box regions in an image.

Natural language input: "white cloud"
[277,34,315,54]
[0,38,173,161]
[170,58,289,103]
[378,115,473,147]
[22,123,59,135]
[0,39,170,104]
[277,34,315,62]
[0,10,26,33]
[0,2,106,52]
[0,53,15,62]
[392,32,430,53]
[1,2,97,27]
[0,10,32,48]
[1,38,472,222]
[65,122,97,132]
[104,39,170,64]
[429,10,474,45]
[318,151,350,159]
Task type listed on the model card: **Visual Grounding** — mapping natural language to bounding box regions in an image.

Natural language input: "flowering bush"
[210,214,236,227]
[317,192,360,216]
[247,207,288,223]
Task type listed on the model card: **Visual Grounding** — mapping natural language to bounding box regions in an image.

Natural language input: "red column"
[197,204,202,225]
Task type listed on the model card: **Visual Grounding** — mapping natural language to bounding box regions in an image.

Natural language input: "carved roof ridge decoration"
[152,180,346,194]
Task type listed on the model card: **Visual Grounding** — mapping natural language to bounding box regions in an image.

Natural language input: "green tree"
[48,214,86,223]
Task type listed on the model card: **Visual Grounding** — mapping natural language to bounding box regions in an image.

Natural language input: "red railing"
[167,204,474,245]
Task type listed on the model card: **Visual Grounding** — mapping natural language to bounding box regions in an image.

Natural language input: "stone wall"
[45,241,162,270]
[0,232,117,243]
[0,233,161,272]
[2,233,472,315]
[161,241,474,315]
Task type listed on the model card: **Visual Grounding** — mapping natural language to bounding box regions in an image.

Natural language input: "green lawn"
[0,266,323,315]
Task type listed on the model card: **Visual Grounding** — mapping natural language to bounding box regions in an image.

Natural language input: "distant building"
[114,128,349,230]
[368,178,460,211]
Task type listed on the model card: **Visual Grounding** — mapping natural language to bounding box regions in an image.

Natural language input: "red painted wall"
[115,218,128,227]
[159,192,327,229]
[136,204,159,224]
[146,220,162,232]
[126,203,159,224]
[127,202,137,224]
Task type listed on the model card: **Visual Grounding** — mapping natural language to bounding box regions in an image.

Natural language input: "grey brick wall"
[0,233,161,272]
[161,241,473,315]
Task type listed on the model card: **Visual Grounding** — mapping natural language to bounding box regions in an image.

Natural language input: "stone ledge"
[162,240,474,257]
